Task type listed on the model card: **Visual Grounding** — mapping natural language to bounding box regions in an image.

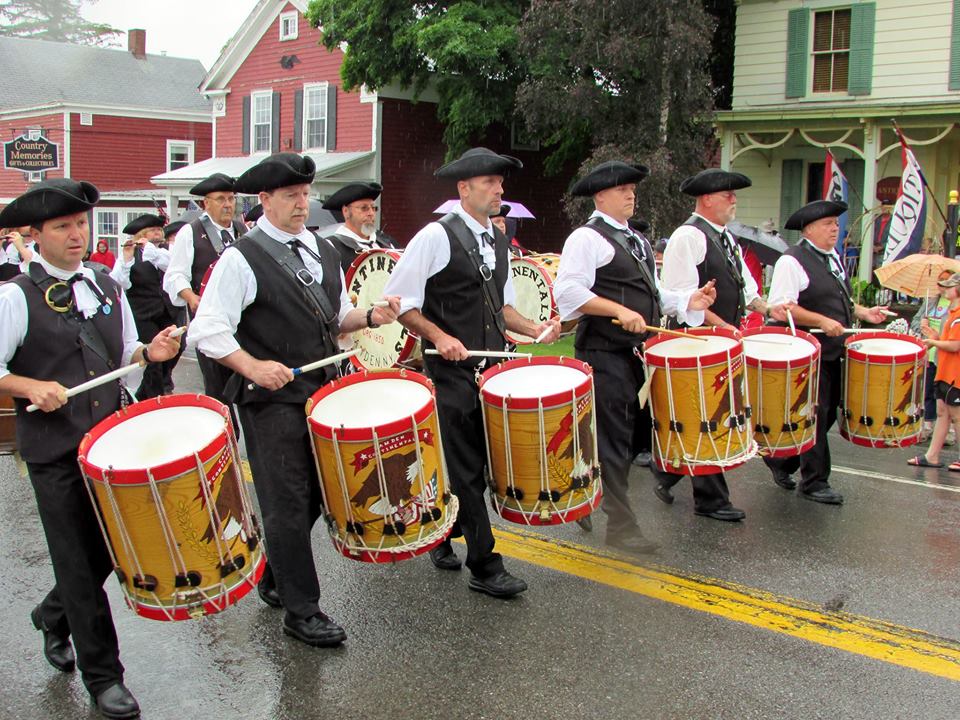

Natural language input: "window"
[251,91,273,153]
[79,112,93,126]
[510,120,540,151]
[812,9,851,93]
[96,210,120,256]
[279,11,298,41]
[166,140,194,172]
[303,83,328,150]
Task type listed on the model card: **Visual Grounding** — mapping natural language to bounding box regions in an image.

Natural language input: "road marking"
[487,526,960,682]
[833,465,960,494]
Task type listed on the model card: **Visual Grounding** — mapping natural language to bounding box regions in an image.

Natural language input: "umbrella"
[432,199,536,219]
[727,221,788,266]
[874,253,960,298]
[307,201,338,230]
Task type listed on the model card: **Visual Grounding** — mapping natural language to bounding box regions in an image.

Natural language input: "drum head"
[743,334,817,362]
[647,334,739,360]
[310,376,432,429]
[507,257,556,344]
[482,364,587,399]
[848,337,922,357]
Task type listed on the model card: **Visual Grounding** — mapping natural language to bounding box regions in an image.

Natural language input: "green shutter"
[848,3,876,96]
[950,0,960,90]
[785,9,809,98]
[780,159,804,241]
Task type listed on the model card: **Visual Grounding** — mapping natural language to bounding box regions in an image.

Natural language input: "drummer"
[323,182,397,274]
[383,147,559,597]
[188,153,400,646]
[553,160,716,553]
[0,179,181,719]
[764,199,886,504]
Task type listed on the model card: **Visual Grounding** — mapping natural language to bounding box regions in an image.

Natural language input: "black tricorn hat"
[680,168,752,196]
[189,173,235,197]
[629,218,650,234]
[122,214,165,235]
[322,182,382,210]
[0,178,99,227]
[235,153,316,194]
[492,203,511,218]
[243,203,263,223]
[570,161,649,197]
[163,220,187,238]
[784,199,848,231]
[435,147,522,181]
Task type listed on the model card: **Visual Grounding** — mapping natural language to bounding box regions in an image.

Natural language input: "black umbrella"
[728,220,788,266]
[307,201,339,230]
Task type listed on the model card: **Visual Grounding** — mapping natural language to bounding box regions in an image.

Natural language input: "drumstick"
[810,328,892,334]
[533,326,552,344]
[611,319,709,341]
[246,349,359,391]
[880,309,898,318]
[424,349,532,359]
[741,336,795,346]
[785,308,797,337]
[371,300,390,308]
[25,326,186,413]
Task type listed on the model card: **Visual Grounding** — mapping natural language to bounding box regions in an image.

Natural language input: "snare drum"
[344,249,421,370]
[507,254,560,344]
[742,328,821,458]
[306,369,457,563]
[644,327,756,475]
[0,395,15,455]
[479,356,601,525]
[839,332,925,448]
[78,395,264,621]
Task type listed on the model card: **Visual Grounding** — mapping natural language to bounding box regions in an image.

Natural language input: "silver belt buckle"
[479,263,493,282]
[296,268,315,286]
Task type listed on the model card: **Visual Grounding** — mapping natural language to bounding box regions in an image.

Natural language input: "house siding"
[0,112,66,199]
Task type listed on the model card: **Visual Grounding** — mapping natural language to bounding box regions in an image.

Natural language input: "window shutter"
[241,96,251,154]
[950,0,960,90]
[326,84,337,151]
[271,91,281,153]
[779,159,804,241]
[848,3,876,96]
[785,9,809,99]
[293,89,303,151]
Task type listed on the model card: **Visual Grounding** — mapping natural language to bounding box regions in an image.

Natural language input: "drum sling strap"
[585,218,660,303]
[438,213,507,341]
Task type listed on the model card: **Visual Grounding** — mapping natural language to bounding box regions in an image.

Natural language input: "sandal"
[948,462,960,473]
[907,455,943,468]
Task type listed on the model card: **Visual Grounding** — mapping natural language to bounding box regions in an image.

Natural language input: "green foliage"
[850,277,879,306]
[0,0,120,46]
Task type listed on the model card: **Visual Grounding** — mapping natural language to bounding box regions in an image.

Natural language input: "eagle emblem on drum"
[546,407,596,482]
[197,455,248,546]
[352,452,438,525]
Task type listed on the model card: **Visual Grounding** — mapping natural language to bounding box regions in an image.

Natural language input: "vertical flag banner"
[882,141,927,265]
[822,151,849,256]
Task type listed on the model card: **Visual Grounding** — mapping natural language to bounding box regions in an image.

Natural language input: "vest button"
[93,400,100,407]
[89,370,96,377]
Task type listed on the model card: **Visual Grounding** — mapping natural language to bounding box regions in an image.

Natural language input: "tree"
[305,0,528,157]
[515,0,717,234]
[0,0,120,47]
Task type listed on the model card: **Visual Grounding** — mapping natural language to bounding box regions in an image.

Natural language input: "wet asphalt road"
[0,351,958,719]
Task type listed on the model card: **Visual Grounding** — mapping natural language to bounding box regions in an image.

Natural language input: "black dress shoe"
[468,570,528,598]
[694,506,746,522]
[575,513,593,531]
[91,682,140,720]
[653,483,674,505]
[606,531,660,555]
[429,540,462,571]
[30,605,74,673]
[771,470,797,490]
[283,612,347,647]
[257,579,282,609]
[800,488,844,505]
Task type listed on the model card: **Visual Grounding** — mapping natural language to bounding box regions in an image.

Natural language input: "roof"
[0,35,210,115]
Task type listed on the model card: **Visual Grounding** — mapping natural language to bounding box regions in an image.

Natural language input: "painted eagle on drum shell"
[352,451,418,514]
[199,470,246,545]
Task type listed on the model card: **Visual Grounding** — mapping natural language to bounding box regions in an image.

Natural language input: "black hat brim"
[321,182,383,210]
[189,173,236,196]
[435,147,523,181]
[122,214,165,235]
[0,179,99,227]
[571,161,650,197]
[234,153,316,194]
[679,169,752,196]
[784,200,848,231]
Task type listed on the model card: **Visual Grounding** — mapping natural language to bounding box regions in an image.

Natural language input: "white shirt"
[0,254,144,391]
[188,216,353,360]
[334,223,380,250]
[163,214,238,307]
[768,238,847,305]
[3,239,35,271]
[553,210,704,327]
[384,201,517,315]
[110,241,170,290]
[660,212,760,305]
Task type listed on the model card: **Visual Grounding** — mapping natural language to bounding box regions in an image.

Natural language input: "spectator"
[88,239,115,268]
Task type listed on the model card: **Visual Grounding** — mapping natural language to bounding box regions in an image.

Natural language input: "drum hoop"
[349,327,419,371]
[741,327,821,369]
[478,356,593,410]
[306,368,436,441]
[643,326,743,369]
[505,256,558,345]
[844,331,925,364]
[77,394,232,485]
[343,247,403,289]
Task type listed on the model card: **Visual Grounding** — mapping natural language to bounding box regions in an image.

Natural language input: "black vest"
[421,216,508,365]
[9,269,125,463]
[685,215,745,326]
[329,231,397,276]
[777,241,854,361]
[228,231,342,405]
[126,246,166,320]
[189,217,246,293]
[575,218,660,351]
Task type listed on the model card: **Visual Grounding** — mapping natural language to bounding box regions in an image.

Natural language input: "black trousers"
[765,357,841,494]
[27,454,123,695]
[132,310,178,401]
[650,469,732,514]
[576,348,649,537]
[426,361,504,578]
[197,350,239,433]
[238,401,324,621]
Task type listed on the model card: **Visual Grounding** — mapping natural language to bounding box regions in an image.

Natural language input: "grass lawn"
[524,333,576,358]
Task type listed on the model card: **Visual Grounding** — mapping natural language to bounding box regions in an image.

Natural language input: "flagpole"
[890,119,949,226]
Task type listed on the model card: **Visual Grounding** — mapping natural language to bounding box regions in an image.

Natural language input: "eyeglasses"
[350,204,378,212]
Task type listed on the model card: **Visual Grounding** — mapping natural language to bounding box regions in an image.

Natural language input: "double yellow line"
[488,527,960,682]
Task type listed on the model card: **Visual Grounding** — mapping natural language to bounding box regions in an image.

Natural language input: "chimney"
[128,29,146,59]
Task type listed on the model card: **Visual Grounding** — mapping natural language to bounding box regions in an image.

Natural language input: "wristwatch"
[366,307,380,329]
[141,345,152,363]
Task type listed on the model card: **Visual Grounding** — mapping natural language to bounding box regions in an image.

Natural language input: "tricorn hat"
[243,203,263,223]
[434,147,522,181]
[235,153,316,194]
[679,168,752,197]
[122,214,165,235]
[163,220,187,238]
[322,182,382,210]
[492,203,511,218]
[189,173,235,197]
[0,179,99,227]
[784,200,848,231]
[570,161,649,197]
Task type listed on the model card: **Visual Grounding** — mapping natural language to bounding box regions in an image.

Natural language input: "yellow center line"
[477,526,960,682]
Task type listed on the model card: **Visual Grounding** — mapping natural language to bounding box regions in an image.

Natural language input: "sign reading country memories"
[4,130,59,173]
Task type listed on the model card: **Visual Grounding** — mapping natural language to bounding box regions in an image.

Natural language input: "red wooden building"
[0,31,212,254]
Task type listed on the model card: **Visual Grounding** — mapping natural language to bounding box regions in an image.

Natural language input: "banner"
[881,144,926,265]
[822,151,849,256]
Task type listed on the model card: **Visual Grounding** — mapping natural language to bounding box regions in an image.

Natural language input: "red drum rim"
[478,355,593,410]
[741,327,821,369]
[763,436,816,458]
[127,550,265,621]
[654,456,748,477]
[330,528,452,564]
[839,428,921,449]
[844,331,925,364]
[306,368,435,442]
[643,326,742,370]
[505,256,558,345]
[344,248,418,370]
[495,486,602,526]
[78,394,231,485]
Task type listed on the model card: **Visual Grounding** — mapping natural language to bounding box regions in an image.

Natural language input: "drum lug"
[699,421,717,433]
[781,422,799,432]
[755,424,770,434]
[246,535,259,551]
[859,416,873,427]
[219,561,238,578]
[884,416,900,427]
[132,574,158,592]
[175,571,202,588]
[669,420,683,433]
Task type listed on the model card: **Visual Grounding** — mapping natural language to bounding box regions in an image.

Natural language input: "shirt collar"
[589,210,629,231]
[801,237,840,259]
[337,223,375,245]
[35,253,91,281]
[692,212,727,234]
[453,202,493,236]
[201,212,231,233]
[256,216,315,245]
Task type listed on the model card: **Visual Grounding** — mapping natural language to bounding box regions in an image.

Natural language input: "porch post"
[858,119,880,282]
[719,126,733,171]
